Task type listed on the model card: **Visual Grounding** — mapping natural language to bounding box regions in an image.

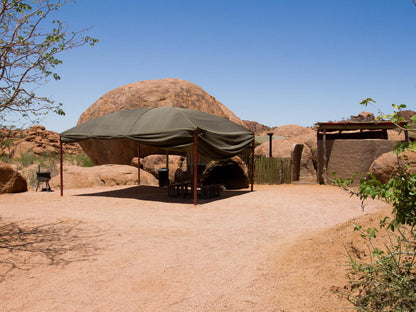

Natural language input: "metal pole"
[251,139,255,192]
[323,129,327,184]
[60,139,63,196]
[267,132,273,158]
[193,129,198,205]
[137,144,141,186]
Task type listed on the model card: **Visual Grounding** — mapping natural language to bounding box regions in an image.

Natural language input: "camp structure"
[315,121,408,184]
[59,106,255,204]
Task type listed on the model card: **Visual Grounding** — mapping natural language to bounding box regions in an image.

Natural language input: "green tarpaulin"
[60,106,254,159]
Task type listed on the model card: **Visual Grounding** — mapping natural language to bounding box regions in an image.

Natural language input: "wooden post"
[60,139,63,196]
[193,130,198,205]
[251,140,255,191]
[138,144,141,185]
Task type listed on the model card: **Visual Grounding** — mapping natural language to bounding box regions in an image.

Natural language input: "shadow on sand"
[0,220,102,282]
[76,185,251,205]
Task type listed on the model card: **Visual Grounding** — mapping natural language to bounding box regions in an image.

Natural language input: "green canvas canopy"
[59,106,255,204]
[60,106,254,159]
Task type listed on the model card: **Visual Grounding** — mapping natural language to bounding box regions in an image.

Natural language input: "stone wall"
[317,139,397,184]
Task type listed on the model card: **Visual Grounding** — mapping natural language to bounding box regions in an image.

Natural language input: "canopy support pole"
[137,144,141,186]
[323,129,327,184]
[60,139,63,196]
[251,140,255,191]
[193,130,198,205]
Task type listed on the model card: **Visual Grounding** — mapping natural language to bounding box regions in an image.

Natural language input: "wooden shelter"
[316,121,408,184]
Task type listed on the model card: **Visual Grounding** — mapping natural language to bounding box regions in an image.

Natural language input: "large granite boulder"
[50,164,158,189]
[272,124,315,139]
[203,156,249,189]
[77,78,245,165]
[369,151,416,184]
[0,161,27,193]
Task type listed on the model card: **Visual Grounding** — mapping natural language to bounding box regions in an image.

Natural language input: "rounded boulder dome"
[77,78,244,164]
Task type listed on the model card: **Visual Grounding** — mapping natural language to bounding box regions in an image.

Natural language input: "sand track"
[0,185,389,311]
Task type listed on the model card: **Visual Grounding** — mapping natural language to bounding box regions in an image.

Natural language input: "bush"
[344,223,416,311]
[66,153,94,167]
[336,101,416,311]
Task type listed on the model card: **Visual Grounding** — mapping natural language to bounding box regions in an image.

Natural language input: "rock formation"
[272,124,315,138]
[1,125,82,158]
[369,151,416,184]
[0,161,27,193]
[50,164,158,189]
[130,155,186,182]
[242,120,274,135]
[350,111,375,122]
[203,156,249,189]
[77,78,245,165]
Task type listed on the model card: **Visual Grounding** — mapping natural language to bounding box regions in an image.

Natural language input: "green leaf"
[360,98,376,106]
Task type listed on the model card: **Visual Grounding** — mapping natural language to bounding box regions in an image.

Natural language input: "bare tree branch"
[0,0,98,126]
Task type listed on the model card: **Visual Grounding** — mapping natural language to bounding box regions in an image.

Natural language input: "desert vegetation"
[0,148,93,188]
[336,100,416,311]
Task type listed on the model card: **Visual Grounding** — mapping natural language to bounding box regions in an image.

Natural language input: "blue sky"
[38,0,416,132]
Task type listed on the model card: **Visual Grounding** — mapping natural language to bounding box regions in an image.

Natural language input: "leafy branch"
[0,0,98,126]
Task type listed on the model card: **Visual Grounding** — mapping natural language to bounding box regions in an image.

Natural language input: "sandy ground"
[0,184,390,312]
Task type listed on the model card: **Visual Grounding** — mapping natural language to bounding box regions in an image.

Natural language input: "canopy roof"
[60,106,254,159]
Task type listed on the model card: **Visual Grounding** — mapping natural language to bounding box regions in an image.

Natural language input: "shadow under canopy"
[59,106,255,204]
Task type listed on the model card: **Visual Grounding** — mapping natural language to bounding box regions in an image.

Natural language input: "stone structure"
[321,139,397,183]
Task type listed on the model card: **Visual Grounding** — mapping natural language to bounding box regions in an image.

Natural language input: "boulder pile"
[1,125,82,158]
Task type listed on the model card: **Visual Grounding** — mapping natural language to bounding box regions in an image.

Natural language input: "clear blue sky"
[38,0,416,132]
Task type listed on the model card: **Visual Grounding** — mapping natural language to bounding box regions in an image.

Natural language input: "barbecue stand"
[36,167,52,192]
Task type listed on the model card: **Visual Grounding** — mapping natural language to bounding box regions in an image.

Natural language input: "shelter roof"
[60,107,254,160]
[315,121,406,133]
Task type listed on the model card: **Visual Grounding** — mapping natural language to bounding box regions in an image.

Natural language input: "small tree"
[0,0,98,125]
